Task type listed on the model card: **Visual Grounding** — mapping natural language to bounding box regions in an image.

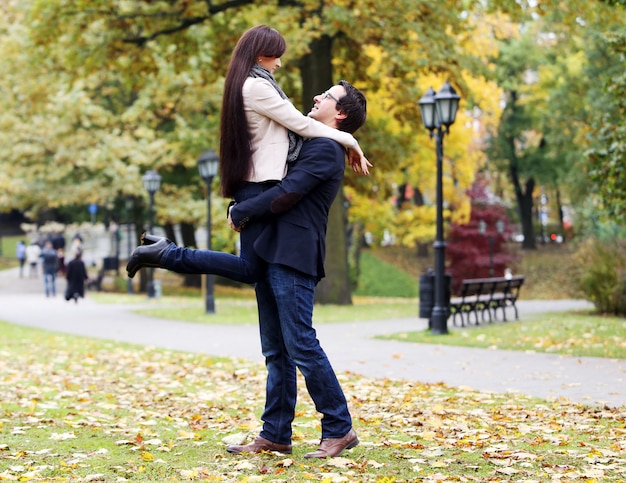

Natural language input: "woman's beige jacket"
[242,77,356,183]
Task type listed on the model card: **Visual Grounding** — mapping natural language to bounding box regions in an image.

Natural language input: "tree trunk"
[417,243,429,258]
[315,191,353,304]
[347,222,363,291]
[556,187,565,242]
[510,167,536,250]
[299,34,352,305]
[519,178,536,250]
[508,136,536,250]
[133,213,147,294]
[164,224,177,244]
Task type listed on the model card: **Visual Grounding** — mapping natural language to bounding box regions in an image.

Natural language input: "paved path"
[0,266,624,408]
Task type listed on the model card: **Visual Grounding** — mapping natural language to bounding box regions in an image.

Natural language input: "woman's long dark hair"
[219,25,286,198]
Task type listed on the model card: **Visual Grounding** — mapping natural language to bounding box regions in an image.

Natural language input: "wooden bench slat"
[450,276,525,327]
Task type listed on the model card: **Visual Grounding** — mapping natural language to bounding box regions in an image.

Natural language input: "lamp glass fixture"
[434,82,461,127]
[197,150,219,180]
[142,170,162,194]
[418,87,438,130]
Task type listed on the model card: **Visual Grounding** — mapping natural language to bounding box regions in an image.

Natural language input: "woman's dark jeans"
[160,182,275,284]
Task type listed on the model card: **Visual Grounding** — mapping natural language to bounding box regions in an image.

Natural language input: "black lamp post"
[197,150,219,314]
[418,82,461,335]
[142,170,161,298]
[125,196,134,294]
[479,219,505,277]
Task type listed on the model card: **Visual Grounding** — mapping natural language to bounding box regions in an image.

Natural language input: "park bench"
[449,275,525,327]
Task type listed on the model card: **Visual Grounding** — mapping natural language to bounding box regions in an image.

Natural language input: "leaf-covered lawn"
[1,321,625,482]
[380,312,626,359]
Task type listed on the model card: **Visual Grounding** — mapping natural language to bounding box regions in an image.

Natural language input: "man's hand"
[227,205,241,232]
[347,145,372,175]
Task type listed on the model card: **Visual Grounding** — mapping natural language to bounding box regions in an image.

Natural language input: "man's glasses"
[321,91,340,103]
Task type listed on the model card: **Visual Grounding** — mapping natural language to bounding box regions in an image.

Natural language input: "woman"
[127,25,369,283]
[219,24,369,199]
[65,248,89,303]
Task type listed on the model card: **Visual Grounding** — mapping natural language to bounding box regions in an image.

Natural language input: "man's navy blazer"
[229,137,345,282]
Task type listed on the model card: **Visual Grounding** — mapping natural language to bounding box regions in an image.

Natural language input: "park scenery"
[1,1,625,482]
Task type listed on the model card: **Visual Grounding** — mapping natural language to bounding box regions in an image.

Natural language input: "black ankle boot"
[126,235,174,279]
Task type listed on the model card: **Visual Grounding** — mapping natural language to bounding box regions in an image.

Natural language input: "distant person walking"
[65,248,89,303]
[25,241,41,279]
[41,241,59,297]
[16,240,26,278]
[68,234,84,263]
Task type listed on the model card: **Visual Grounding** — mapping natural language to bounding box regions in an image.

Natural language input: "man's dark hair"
[335,80,367,134]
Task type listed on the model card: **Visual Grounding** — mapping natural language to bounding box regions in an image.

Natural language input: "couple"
[127,25,368,459]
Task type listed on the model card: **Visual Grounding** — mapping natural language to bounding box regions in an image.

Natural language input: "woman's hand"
[347,144,372,175]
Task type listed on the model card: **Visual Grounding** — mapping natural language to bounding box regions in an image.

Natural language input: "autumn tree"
[485,1,625,249]
[446,178,518,294]
[5,0,616,299]
[0,0,493,302]
[585,30,626,225]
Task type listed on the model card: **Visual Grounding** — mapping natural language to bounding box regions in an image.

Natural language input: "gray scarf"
[249,64,303,163]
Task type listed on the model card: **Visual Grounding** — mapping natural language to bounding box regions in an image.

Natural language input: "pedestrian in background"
[67,234,83,263]
[16,240,26,278]
[41,240,59,297]
[65,248,89,303]
[25,241,41,278]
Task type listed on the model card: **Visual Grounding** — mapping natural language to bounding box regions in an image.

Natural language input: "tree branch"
[120,0,255,46]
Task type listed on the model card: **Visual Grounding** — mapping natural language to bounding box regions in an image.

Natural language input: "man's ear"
[335,111,348,121]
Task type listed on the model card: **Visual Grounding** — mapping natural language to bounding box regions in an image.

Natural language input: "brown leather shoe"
[227,436,292,455]
[304,429,359,458]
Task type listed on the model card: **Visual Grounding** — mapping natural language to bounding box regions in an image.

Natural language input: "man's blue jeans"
[44,271,56,297]
[256,263,352,445]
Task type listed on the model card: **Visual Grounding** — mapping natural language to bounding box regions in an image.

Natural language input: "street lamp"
[197,150,219,314]
[142,169,161,299]
[479,219,505,278]
[418,81,461,335]
[125,196,134,294]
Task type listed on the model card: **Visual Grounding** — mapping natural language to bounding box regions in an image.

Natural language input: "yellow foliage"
[349,14,505,247]
[0,0,517,253]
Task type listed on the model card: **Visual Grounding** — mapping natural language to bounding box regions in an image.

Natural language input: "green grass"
[92,291,419,324]
[369,244,582,300]
[354,251,418,298]
[1,321,625,482]
[0,234,22,270]
[379,311,626,359]
[116,291,626,359]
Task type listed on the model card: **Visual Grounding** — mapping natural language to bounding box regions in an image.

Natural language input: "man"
[125,80,367,457]
[41,240,59,297]
[226,80,367,458]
